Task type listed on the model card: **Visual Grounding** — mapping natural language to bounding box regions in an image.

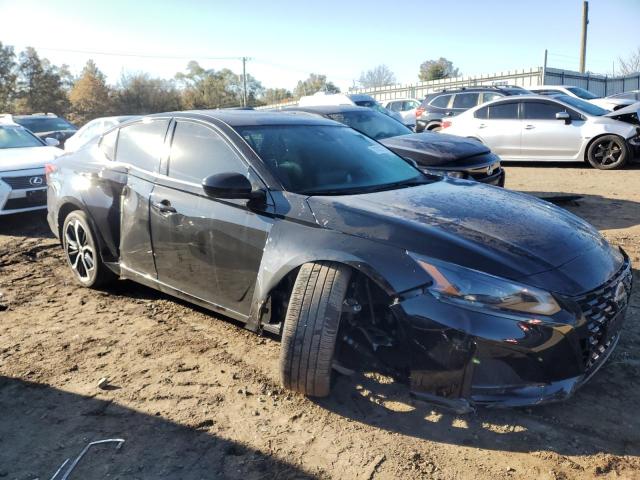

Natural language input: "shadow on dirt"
[0,376,314,480]
[0,210,53,239]
[520,191,640,230]
[502,161,640,170]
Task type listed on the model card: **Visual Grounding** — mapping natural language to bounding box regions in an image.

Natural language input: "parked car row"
[43,108,633,412]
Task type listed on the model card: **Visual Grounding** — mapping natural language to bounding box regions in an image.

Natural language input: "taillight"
[416,107,425,117]
[441,120,452,129]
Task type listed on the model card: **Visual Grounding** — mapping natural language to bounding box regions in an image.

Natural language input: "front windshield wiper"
[299,178,429,196]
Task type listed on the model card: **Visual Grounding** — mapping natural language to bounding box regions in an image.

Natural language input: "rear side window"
[523,102,567,120]
[482,92,503,103]
[116,120,169,172]
[168,121,247,184]
[99,128,118,160]
[487,102,519,119]
[475,106,488,119]
[452,93,480,109]
[429,95,451,108]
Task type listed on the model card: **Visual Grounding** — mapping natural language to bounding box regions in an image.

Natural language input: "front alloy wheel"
[587,135,628,170]
[62,210,114,288]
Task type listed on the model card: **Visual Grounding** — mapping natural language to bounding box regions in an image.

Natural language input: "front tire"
[280,262,352,397]
[586,135,628,170]
[62,210,114,288]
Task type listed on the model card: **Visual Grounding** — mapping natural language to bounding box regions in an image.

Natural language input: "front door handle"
[152,200,177,214]
[524,124,535,130]
[478,123,487,129]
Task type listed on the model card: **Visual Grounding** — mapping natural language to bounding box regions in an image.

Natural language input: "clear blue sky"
[0,0,638,90]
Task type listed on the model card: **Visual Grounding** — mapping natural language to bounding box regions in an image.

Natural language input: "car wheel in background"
[427,122,442,132]
[586,135,628,170]
[280,261,352,397]
[62,210,115,288]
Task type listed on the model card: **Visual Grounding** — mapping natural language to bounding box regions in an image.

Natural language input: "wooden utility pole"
[579,1,589,73]
[242,57,248,107]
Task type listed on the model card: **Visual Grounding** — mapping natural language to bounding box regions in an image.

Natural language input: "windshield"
[236,125,425,195]
[327,110,412,140]
[566,87,600,100]
[15,117,76,133]
[555,94,609,116]
[0,125,44,149]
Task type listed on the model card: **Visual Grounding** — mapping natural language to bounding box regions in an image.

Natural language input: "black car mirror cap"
[556,111,571,124]
[202,172,259,200]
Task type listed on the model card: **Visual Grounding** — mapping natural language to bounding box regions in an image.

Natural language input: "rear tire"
[586,135,628,170]
[62,210,115,288]
[280,262,352,397]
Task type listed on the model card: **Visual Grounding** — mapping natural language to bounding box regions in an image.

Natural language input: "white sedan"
[65,115,140,152]
[442,94,640,169]
[382,98,422,127]
[0,122,63,215]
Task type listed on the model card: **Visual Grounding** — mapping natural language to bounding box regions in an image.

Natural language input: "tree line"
[0,42,469,127]
[0,43,343,126]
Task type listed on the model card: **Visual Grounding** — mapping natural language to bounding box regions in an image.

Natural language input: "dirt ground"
[1,163,639,480]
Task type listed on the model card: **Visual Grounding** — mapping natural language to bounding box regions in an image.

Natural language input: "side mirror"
[555,112,571,124]
[45,137,61,147]
[202,172,256,200]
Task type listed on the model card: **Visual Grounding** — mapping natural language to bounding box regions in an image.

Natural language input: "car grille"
[1,175,47,190]
[575,259,633,372]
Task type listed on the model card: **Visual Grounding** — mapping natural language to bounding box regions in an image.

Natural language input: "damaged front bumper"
[391,258,633,412]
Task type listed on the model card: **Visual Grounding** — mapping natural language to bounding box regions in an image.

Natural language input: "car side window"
[99,128,119,160]
[168,121,247,184]
[116,120,169,172]
[475,106,488,119]
[482,92,503,103]
[452,93,480,109]
[403,100,418,110]
[523,102,567,120]
[487,102,519,120]
[430,94,451,108]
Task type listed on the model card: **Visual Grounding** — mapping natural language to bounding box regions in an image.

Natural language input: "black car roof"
[282,105,373,116]
[149,109,339,127]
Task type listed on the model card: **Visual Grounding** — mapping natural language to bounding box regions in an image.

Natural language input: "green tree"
[418,58,460,82]
[175,61,263,108]
[293,74,340,98]
[117,72,181,114]
[261,88,293,105]
[358,65,396,88]
[68,60,113,125]
[15,47,69,114]
[0,42,17,112]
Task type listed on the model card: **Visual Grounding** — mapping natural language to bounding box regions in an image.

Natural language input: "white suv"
[0,121,62,215]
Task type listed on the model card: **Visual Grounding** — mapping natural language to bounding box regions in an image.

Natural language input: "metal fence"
[256,67,640,109]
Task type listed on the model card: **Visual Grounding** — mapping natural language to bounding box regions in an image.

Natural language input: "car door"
[473,101,522,159]
[116,118,171,276]
[400,100,420,123]
[149,119,274,318]
[520,100,585,160]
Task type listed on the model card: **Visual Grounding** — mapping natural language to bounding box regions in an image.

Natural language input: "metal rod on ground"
[579,0,589,73]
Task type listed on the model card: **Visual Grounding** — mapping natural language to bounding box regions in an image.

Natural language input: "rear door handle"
[525,124,535,130]
[478,123,487,129]
[152,200,177,214]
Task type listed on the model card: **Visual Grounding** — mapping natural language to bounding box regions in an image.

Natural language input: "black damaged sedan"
[46,111,633,412]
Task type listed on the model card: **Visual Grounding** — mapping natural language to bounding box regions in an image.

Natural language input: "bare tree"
[618,47,640,76]
[358,65,396,88]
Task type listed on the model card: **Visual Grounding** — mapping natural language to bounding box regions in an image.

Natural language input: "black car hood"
[379,132,492,167]
[306,179,618,290]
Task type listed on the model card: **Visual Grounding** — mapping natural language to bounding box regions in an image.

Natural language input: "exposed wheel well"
[426,121,442,130]
[263,263,409,378]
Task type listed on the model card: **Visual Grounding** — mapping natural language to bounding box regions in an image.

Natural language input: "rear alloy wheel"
[62,210,114,288]
[280,262,352,397]
[587,135,628,170]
